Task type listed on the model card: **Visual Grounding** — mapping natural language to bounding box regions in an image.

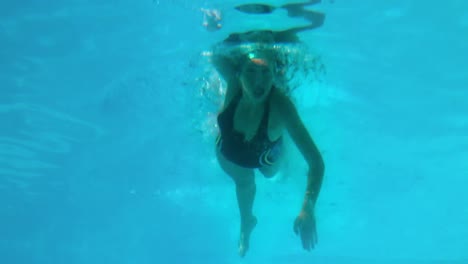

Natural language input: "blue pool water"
[1,1,467,263]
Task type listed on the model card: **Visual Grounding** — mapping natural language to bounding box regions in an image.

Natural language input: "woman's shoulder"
[220,77,241,111]
[271,87,292,106]
[271,87,297,116]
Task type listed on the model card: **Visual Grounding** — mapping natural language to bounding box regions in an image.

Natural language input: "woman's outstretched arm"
[277,93,324,250]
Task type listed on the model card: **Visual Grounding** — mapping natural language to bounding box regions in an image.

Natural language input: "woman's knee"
[259,166,277,178]
[259,156,282,178]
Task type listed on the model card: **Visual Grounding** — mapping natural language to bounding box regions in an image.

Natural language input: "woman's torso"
[216,81,285,168]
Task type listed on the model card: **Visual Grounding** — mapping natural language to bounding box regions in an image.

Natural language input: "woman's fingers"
[293,217,301,235]
[295,216,318,251]
[301,231,311,250]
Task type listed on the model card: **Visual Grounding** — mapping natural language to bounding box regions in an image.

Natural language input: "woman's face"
[240,60,274,103]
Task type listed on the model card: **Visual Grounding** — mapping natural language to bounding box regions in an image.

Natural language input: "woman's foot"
[238,216,257,257]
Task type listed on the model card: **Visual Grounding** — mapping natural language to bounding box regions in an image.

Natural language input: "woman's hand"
[293,207,317,251]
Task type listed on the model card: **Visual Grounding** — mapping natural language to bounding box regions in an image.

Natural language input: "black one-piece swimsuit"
[216,90,282,168]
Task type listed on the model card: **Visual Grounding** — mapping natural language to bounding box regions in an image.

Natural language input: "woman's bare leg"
[216,147,257,257]
[259,143,285,178]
